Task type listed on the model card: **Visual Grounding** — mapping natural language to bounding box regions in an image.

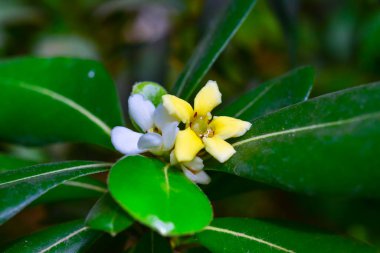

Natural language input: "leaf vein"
[233,112,380,147]
[63,180,107,193]
[0,163,111,187]
[205,226,295,253]
[234,83,274,118]
[39,226,89,253]
[163,164,170,195]
[19,83,112,136]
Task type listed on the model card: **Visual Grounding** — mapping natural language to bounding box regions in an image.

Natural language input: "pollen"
[190,114,214,138]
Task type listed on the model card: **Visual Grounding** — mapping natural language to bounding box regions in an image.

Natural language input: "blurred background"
[1,0,380,250]
[1,0,380,101]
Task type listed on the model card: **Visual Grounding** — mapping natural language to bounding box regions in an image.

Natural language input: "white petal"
[184,157,204,171]
[182,168,211,185]
[137,132,163,151]
[153,104,178,130]
[148,216,174,236]
[111,126,144,155]
[169,150,177,165]
[128,94,155,131]
[161,122,179,150]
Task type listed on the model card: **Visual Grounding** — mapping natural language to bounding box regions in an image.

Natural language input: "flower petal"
[203,136,236,163]
[182,168,211,185]
[210,116,252,140]
[111,126,144,155]
[194,80,222,115]
[170,151,204,171]
[175,128,204,162]
[137,132,163,151]
[161,122,179,150]
[184,156,204,171]
[128,94,155,131]
[153,104,178,130]
[162,94,194,123]
[169,150,178,165]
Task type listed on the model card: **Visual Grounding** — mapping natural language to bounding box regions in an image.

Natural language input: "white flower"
[170,151,210,185]
[111,94,179,156]
[112,92,211,185]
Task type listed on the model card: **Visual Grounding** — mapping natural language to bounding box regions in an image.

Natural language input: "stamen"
[190,114,214,138]
[204,128,214,138]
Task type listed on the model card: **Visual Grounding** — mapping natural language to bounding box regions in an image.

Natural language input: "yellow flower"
[162,80,251,163]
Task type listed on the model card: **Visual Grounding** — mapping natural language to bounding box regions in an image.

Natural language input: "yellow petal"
[175,128,204,162]
[210,116,252,140]
[203,136,236,163]
[194,80,222,115]
[162,95,193,123]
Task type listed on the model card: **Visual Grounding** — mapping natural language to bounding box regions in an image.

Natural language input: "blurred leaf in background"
[0,0,380,251]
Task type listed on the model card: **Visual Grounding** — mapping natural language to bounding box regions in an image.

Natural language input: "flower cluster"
[111,81,251,184]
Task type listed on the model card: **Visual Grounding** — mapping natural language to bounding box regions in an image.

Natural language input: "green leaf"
[86,193,134,236]
[0,57,123,149]
[196,218,376,253]
[359,12,380,69]
[172,0,257,100]
[206,67,314,198]
[205,82,380,197]
[4,220,101,253]
[108,156,213,236]
[0,161,111,224]
[35,176,107,204]
[218,66,314,121]
[131,231,172,253]
[0,154,36,171]
[0,153,106,204]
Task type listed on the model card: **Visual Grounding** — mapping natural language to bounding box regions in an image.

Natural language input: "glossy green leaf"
[0,153,106,204]
[131,231,172,253]
[0,161,111,224]
[172,0,257,100]
[0,57,123,149]
[35,176,107,204]
[4,220,101,253]
[206,82,380,197]
[108,156,213,236]
[206,67,314,199]
[219,66,314,121]
[197,218,376,253]
[86,193,134,236]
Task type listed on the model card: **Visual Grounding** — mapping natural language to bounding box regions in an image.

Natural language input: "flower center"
[190,114,214,138]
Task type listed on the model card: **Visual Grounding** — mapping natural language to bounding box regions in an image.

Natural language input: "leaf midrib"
[0,163,111,187]
[233,111,380,147]
[163,164,170,195]
[16,81,112,136]
[39,226,89,253]
[233,82,274,118]
[63,180,107,193]
[205,225,295,253]
[174,0,256,99]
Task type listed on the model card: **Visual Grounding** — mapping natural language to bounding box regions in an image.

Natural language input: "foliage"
[0,0,379,252]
